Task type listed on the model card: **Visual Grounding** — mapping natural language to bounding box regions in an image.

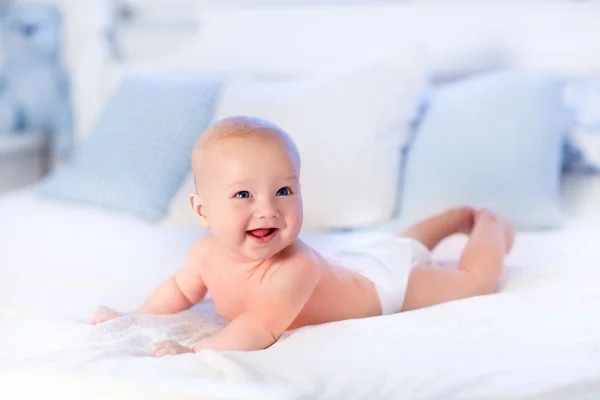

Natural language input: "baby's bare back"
[287,252,382,330]
[199,238,381,331]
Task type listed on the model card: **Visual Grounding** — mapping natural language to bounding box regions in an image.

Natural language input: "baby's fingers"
[150,340,192,357]
[91,306,122,325]
[151,342,178,357]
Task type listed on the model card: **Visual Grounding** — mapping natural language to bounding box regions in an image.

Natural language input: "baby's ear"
[189,193,209,229]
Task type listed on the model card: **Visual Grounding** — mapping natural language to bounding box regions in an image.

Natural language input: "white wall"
[13,1,598,139]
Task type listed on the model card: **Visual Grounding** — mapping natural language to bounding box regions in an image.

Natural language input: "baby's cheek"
[296,199,304,224]
[214,208,243,236]
[225,210,245,231]
[290,206,303,235]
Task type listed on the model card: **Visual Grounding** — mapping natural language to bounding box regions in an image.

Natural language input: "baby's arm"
[152,253,320,355]
[92,240,207,324]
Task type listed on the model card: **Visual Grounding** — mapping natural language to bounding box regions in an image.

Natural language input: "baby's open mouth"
[247,228,278,243]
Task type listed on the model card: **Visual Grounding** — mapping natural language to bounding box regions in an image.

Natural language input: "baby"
[92,116,514,357]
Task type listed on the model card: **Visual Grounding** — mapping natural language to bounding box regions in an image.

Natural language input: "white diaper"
[325,236,433,315]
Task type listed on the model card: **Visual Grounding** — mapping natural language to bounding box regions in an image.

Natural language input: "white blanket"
[2,190,600,399]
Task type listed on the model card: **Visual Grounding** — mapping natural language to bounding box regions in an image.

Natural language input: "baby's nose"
[254,199,280,219]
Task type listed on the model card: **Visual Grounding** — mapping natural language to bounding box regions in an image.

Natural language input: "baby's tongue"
[249,228,270,238]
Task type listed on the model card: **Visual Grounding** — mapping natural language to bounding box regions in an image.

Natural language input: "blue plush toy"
[0,3,73,159]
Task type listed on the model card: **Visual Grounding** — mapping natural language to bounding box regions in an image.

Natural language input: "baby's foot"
[476,209,515,254]
[449,206,476,235]
[91,306,123,325]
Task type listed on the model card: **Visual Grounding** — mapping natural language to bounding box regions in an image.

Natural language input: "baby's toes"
[476,209,514,253]
[453,206,476,234]
[504,223,515,254]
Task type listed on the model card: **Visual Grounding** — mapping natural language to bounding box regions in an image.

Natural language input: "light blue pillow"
[39,74,222,221]
[399,72,568,230]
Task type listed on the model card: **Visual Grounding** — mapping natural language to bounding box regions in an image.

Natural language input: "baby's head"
[190,116,303,262]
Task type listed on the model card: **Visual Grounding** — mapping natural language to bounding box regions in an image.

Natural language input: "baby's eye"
[235,191,251,199]
[276,187,291,196]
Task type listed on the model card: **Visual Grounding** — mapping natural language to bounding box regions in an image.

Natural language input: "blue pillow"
[399,72,568,230]
[39,74,222,221]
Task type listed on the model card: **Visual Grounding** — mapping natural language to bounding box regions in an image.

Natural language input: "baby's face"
[198,137,302,262]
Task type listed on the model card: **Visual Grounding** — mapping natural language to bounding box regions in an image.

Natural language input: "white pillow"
[164,47,427,231]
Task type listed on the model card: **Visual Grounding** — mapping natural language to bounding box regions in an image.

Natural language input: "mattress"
[2,179,600,400]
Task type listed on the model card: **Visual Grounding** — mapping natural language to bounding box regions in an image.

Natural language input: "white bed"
[3,3,600,399]
[2,173,600,400]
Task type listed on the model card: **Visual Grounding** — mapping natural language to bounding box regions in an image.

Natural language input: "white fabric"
[165,47,426,230]
[324,236,432,315]
[3,185,600,399]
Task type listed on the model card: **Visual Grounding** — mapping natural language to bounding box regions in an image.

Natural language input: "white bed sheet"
[2,186,600,399]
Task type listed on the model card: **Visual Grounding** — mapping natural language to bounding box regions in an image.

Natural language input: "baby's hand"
[91,306,123,325]
[149,340,194,357]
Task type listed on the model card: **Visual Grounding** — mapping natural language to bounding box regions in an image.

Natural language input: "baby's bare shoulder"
[266,241,322,283]
[185,236,213,268]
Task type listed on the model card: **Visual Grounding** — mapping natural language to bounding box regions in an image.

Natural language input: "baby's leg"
[398,206,475,251]
[401,209,513,312]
